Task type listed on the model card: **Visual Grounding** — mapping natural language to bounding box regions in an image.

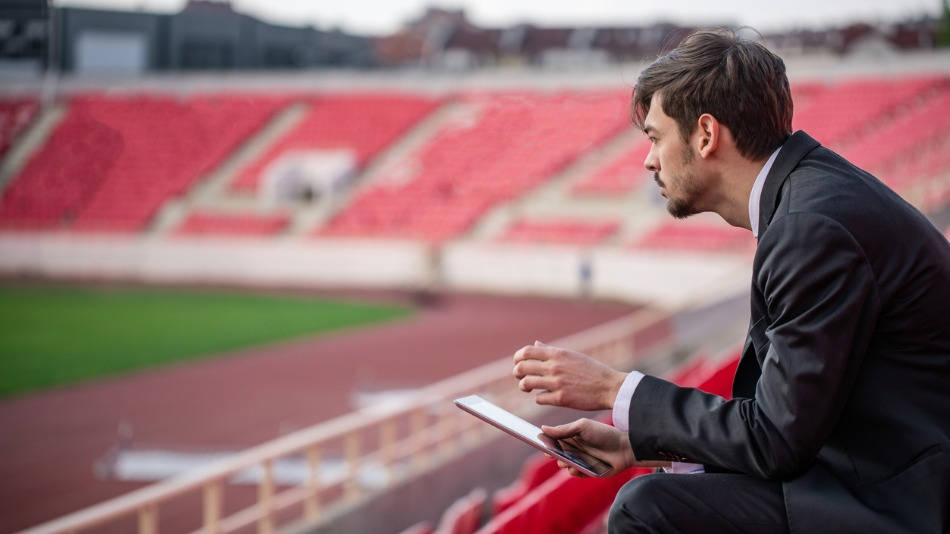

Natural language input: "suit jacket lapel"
[758,131,821,237]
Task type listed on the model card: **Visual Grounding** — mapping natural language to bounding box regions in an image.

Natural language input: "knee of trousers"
[608,474,668,532]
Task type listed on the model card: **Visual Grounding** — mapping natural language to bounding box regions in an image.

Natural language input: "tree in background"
[939,0,950,46]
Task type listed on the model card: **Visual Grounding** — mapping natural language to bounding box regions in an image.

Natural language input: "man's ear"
[696,113,719,158]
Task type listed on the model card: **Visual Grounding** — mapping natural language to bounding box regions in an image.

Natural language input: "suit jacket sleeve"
[627,212,882,479]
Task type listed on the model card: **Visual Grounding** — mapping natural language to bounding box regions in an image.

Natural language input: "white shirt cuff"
[662,462,706,474]
[611,370,644,432]
[611,371,706,475]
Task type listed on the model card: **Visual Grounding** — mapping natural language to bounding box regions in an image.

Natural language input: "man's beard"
[665,172,701,219]
[659,146,702,219]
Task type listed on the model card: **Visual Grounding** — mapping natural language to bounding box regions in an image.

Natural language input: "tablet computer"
[454,394,612,477]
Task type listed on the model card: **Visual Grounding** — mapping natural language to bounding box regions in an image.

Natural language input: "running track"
[0,292,635,532]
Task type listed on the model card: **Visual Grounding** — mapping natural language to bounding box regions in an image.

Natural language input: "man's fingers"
[513,345,552,363]
[512,359,546,379]
[541,420,583,440]
[535,390,564,406]
[519,375,555,392]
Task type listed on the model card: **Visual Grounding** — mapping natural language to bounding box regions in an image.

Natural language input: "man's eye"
[649,137,657,144]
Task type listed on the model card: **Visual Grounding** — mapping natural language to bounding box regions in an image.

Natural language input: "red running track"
[0,292,635,533]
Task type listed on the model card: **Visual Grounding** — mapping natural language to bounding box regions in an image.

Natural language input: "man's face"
[642,93,705,219]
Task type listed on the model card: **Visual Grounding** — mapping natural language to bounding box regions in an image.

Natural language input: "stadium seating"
[631,221,755,253]
[400,522,435,534]
[841,90,950,188]
[174,211,290,236]
[318,91,630,242]
[572,137,652,195]
[0,94,289,231]
[230,94,441,192]
[499,219,620,246]
[491,453,560,515]
[436,488,487,534]
[0,98,39,158]
[792,76,942,149]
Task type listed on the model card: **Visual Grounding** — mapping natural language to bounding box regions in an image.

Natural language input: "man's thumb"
[541,421,581,440]
[534,340,546,347]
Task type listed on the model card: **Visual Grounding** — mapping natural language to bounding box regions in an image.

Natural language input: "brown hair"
[632,29,792,160]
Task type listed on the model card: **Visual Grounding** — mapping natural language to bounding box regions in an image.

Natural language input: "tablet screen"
[455,395,612,477]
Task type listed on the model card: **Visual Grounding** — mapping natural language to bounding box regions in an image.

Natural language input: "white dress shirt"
[612,146,782,473]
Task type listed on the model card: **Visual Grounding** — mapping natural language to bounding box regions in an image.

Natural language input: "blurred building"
[0,0,50,75]
[0,0,374,77]
[376,7,943,69]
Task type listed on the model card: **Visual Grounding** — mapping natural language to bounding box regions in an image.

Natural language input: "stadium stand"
[499,219,620,245]
[0,104,125,229]
[435,488,488,534]
[173,211,290,236]
[791,76,943,149]
[401,522,436,534]
[317,91,629,242]
[0,98,40,159]
[230,94,441,192]
[491,453,560,516]
[571,137,652,195]
[841,90,950,188]
[631,221,755,253]
[0,94,288,231]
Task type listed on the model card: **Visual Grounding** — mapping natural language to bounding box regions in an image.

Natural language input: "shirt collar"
[749,146,781,238]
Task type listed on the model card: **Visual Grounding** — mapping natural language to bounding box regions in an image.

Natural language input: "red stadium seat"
[436,488,487,534]
[400,521,436,534]
[492,453,560,516]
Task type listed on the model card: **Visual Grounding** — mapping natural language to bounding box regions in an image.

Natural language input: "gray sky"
[54,0,941,36]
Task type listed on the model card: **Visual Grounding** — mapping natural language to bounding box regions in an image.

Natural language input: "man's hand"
[513,341,627,411]
[541,418,669,477]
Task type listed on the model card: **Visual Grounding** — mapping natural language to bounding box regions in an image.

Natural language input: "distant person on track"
[512,29,950,534]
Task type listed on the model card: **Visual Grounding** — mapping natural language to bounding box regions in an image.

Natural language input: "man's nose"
[644,146,658,173]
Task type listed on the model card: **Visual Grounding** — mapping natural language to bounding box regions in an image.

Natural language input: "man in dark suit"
[512,30,949,533]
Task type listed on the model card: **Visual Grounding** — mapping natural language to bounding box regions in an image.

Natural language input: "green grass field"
[0,285,413,398]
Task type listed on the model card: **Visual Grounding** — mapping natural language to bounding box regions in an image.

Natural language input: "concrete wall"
[0,234,433,289]
[0,234,752,308]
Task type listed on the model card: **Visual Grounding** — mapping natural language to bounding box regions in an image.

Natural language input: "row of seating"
[319,91,631,242]
[568,76,946,198]
[230,94,442,192]
[174,211,290,236]
[499,219,620,246]
[631,221,755,253]
[1,79,946,239]
[0,94,289,231]
[572,137,652,195]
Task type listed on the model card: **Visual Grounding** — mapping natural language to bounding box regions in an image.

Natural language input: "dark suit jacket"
[627,131,950,533]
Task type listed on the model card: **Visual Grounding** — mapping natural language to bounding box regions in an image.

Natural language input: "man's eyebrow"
[642,125,658,135]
